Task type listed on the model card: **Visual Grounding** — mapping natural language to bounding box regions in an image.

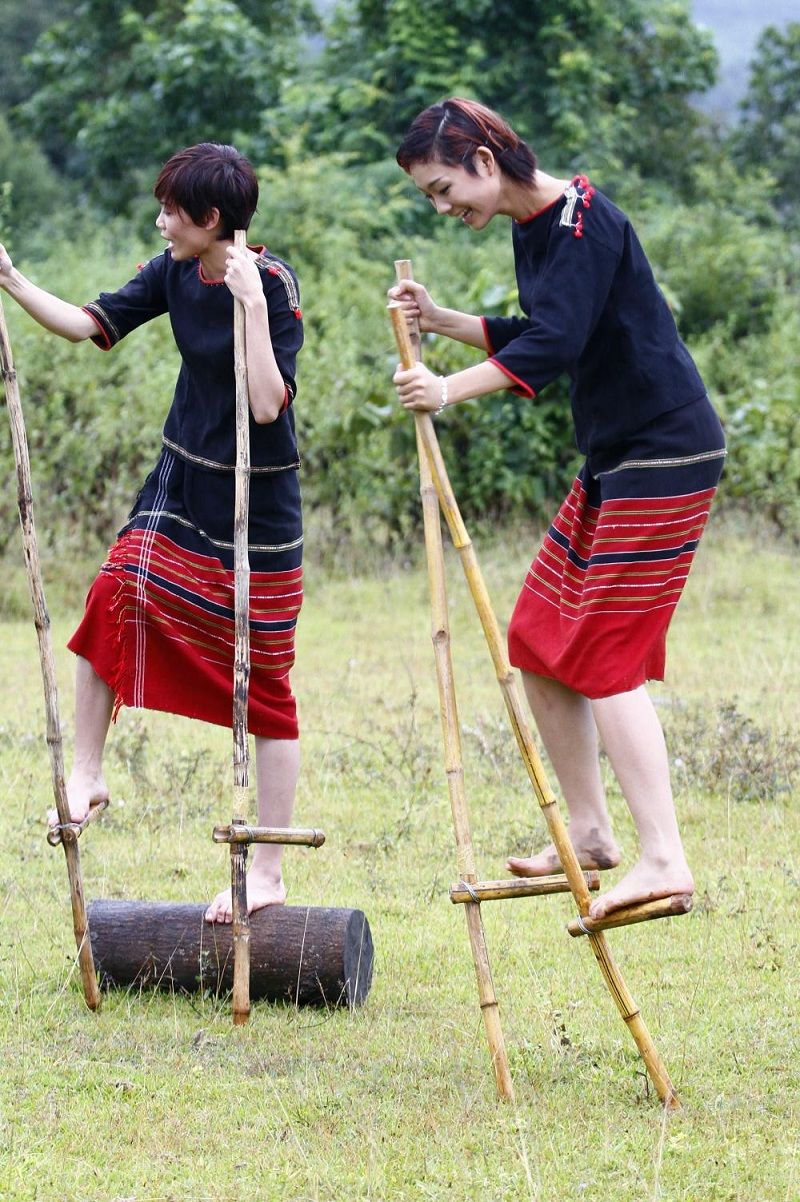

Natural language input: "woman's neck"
[198,239,232,279]
[500,171,570,222]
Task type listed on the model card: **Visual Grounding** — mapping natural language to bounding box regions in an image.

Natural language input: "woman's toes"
[507,849,560,877]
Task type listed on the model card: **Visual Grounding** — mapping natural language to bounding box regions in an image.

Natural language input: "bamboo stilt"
[46,797,109,846]
[231,228,252,1026]
[0,295,101,1011]
[389,265,681,1109]
[213,825,326,847]
[413,411,681,1108]
[391,262,514,1101]
[567,893,693,937]
[450,872,600,905]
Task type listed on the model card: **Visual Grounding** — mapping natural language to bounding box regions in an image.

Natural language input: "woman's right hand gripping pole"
[387,278,440,333]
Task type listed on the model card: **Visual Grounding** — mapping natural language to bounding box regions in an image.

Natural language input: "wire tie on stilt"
[575,914,593,936]
[459,880,481,904]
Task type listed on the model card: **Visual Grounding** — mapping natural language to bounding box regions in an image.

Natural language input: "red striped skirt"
[507,399,726,698]
[69,447,303,739]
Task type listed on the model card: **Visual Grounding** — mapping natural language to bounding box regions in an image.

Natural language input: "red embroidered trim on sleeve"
[489,357,537,398]
[81,305,114,351]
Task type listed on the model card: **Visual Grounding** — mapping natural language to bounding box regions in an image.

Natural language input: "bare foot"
[589,856,694,920]
[47,772,109,827]
[204,870,287,924]
[507,834,620,878]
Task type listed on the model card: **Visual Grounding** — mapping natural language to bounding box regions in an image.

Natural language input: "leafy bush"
[692,291,800,538]
[2,156,798,562]
[0,112,64,235]
[635,168,789,340]
[1,230,175,555]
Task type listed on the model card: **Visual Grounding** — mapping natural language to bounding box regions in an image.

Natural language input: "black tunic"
[482,176,707,470]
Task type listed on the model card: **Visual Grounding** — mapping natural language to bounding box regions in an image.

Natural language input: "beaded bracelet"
[434,376,449,416]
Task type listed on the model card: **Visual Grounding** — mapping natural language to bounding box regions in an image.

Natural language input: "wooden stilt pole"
[418,417,680,1106]
[389,273,680,1109]
[0,295,101,1011]
[231,228,252,1026]
[391,263,514,1101]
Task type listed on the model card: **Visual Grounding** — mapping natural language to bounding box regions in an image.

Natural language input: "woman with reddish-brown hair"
[0,143,306,923]
[390,97,726,920]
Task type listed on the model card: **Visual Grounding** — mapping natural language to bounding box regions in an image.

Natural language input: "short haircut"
[153,143,258,239]
[396,98,537,185]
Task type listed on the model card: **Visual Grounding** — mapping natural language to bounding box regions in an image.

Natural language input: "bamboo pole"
[450,871,600,904]
[415,418,680,1107]
[390,261,514,1101]
[390,270,681,1109]
[231,228,252,1026]
[212,825,326,847]
[0,295,101,1011]
[567,893,693,937]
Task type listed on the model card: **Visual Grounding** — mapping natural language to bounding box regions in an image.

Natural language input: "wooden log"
[0,295,101,1011]
[450,871,600,904]
[567,894,693,937]
[87,900,374,1008]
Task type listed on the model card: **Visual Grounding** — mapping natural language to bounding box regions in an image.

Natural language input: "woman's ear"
[474,146,497,176]
[203,206,223,232]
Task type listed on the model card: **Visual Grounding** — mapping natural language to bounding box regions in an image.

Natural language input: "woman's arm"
[224,246,287,424]
[0,244,97,342]
[393,359,511,412]
[388,279,488,350]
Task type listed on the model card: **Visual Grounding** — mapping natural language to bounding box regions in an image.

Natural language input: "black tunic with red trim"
[484,179,726,697]
[69,248,307,738]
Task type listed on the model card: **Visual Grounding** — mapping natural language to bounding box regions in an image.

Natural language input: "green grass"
[1,517,798,1201]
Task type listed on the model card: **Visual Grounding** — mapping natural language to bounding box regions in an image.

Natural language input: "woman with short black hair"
[1,142,306,923]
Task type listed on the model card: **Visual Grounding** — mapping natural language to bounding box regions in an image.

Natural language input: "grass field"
[0,517,798,1201]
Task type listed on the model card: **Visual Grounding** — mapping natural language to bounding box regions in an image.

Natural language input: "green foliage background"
[0,1,798,549]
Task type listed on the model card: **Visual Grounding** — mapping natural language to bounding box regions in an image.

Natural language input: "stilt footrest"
[212,824,325,847]
[47,798,109,847]
[450,871,600,904]
[567,893,693,937]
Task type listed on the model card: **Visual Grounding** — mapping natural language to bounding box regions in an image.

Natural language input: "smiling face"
[409,150,500,230]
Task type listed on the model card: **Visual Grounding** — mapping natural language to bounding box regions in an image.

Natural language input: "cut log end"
[87,900,374,1008]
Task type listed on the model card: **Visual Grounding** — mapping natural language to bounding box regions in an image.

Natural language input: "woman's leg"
[204,736,300,923]
[588,685,693,918]
[48,655,114,825]
[507,671,620,876]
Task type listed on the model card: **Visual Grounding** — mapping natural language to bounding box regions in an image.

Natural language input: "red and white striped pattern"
[508,475,717,698]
